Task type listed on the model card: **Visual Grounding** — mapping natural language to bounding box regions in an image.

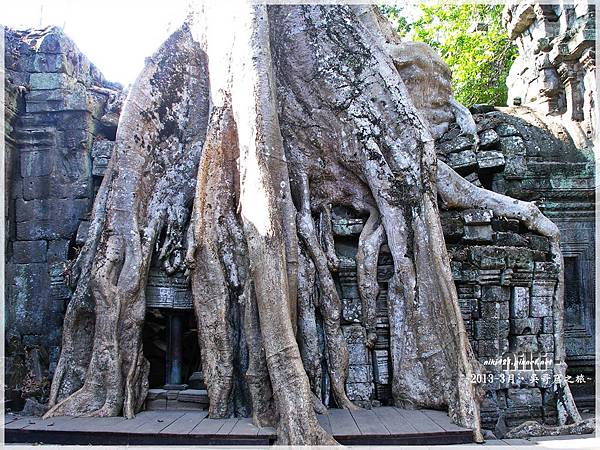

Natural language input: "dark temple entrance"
[142,262,208,410]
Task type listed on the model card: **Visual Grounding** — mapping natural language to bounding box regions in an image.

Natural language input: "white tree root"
[297,246,324,402]
[47,156,113,408]
[356,208,385,349]
[295,174,357,411]
[242,279,277,426]
[268,4,486,442]
[189,106,239,418]
[504,418,595,439]
[361,153,484,443]
[319,204,340,272]
[46,4,580,445]
[449,97,478,145]
[219,4,334,443]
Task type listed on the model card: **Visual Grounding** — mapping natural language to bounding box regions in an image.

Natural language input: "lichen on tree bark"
[46,4,581,445]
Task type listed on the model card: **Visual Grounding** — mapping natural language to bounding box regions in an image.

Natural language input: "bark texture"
[47,4,579,445]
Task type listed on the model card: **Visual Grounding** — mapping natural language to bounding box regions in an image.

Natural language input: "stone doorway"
[142,262,208,410]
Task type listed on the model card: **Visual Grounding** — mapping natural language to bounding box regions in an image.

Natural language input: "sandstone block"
[464,225,493,243]
[348,365,373,383]
[347,382,373,401]
[510,335,539,353]
[12,240,47,263]
[510,318,542,335]
[11,263,52,335]
[499,319,510,338]
[447,150,477,172]
[479,129,500,148]
[531,281,556,297]
[20,151,53,177]
[47,239,70,263]
[510,286,530,318]
[29,72,73,90]
[500,137,526,156]
[495,232,528,247]
[481,285,511,303]
[475,318,499,340]
[22,176,51,200]
[348,343,369,365]
[30,52,75,75]
[477,151,505,171]
[496,123,520,137]
[438,135,476,153]
[542,316,554,334]
[462,209,493,224]
[530,295,554,317]
[478,339,500,357]
[537,334,554,353]
[480,301,509,319]
[506,388,542,409]
[373,350,389,384]
[504,155,527,179]
[91,139,114,158]
[470,247,507,269]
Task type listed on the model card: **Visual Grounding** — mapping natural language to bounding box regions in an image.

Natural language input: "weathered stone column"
[557,62,584,122]
[165,312,185,389]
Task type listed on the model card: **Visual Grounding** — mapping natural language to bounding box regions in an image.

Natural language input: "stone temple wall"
[503,0,596,149]
[3,22,595,434]
[503,0,596,413]
[436,107,595,430]
[4,27,122,409]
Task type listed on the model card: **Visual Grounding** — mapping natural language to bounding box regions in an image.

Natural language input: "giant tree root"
[296,174,356,411]
[269,4,484,441]
[45,24,210,419]
[504,418,595,439]
[297,247,323,402]
[46,3,579,445]
[356,208,385,349]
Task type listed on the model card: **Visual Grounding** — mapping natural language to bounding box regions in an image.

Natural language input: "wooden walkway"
[5,407,473,445]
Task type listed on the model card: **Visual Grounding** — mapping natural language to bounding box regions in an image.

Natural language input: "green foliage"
[380,3,517,107]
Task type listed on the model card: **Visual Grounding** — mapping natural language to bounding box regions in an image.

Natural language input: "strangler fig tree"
[45,4,581,445]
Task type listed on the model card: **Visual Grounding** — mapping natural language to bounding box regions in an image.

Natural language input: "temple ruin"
[3,2,596,444]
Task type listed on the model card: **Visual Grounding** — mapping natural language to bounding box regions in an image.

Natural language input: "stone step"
[177,390,209,403]
[147,388,209,403]
[145,389,209,412]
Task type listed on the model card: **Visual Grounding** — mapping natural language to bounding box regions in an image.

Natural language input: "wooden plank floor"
[5,407,473,445]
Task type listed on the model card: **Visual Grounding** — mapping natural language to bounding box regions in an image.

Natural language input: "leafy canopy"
[380,3,517,107]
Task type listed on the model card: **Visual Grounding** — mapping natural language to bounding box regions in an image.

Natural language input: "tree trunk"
[46,24,211,417]
[46,3,579,444]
